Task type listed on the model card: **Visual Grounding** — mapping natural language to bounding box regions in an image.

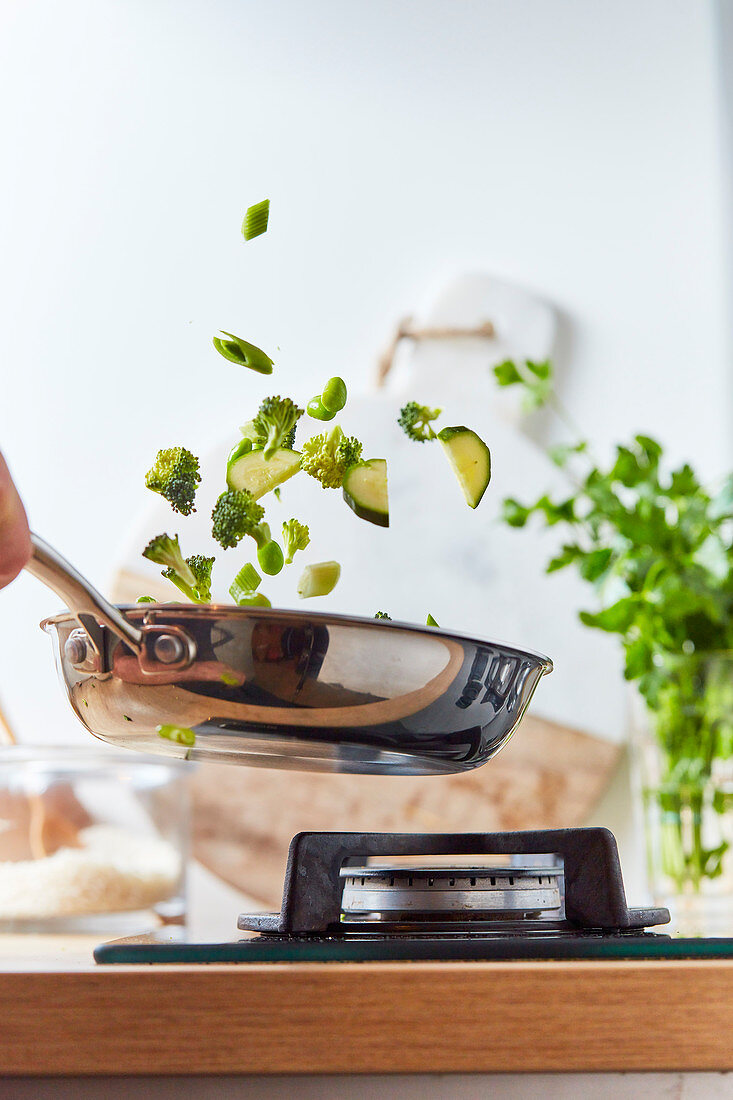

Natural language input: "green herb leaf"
[493,360,523,386]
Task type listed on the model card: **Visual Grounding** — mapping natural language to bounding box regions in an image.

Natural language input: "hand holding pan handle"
[25,534,196,674]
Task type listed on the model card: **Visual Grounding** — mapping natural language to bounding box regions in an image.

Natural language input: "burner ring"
[339,865,564,922]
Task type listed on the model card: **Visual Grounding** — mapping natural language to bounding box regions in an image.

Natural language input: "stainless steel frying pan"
[26,534,552,776]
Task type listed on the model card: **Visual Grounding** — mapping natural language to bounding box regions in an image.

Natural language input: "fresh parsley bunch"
[494,358,733,886]
[494,358,733,701]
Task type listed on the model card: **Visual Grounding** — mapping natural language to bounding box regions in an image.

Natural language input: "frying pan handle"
[26,533,144,654]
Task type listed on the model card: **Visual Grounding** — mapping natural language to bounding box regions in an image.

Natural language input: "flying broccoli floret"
[397,402,442,443]
[143,533,197,591]
[252,396,304,460]
[188,555,215,600]
[282,518,310,564]
[300,425,363,489]
[145,447,201,515]
[161,554,215,603]
[374,611,392,620]
[211,489,266,549]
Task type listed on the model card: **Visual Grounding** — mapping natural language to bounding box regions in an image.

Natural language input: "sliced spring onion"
[233,562,262,592]
[297,561,341,599]
[157,724,196,747]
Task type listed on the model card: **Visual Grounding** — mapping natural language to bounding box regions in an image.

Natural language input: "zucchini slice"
[437,427,491,509]
[227,448,302,500]
[342,459,389,527]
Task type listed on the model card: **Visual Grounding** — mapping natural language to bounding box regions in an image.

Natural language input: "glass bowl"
[0,745,189,932]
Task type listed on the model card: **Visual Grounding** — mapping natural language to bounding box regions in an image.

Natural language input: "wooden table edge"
[2,958,733,1076]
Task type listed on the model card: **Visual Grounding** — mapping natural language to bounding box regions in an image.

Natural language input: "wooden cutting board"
[188,715,619,907]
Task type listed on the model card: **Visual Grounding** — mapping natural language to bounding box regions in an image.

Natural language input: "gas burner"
[338,864,564,930]
[93,826,733,962]
[237,828,670,943]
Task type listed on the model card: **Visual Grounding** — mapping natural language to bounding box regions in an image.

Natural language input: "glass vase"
[630,652,733,937]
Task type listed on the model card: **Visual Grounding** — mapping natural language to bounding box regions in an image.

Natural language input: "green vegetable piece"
[237,592,272,607]
[220,671,240,686]
[320,376,347,414]
[233,562,261,592]
[437,426,491,509]
[157,724,196,747]
[343,459,389,527]
[213,332,274,375]
[252,395,304,460]
[137,595,157,603]
[297,561,341,599]
[145,447,201,516]
[426,613,440,627]
[397,402,441,443]
[282,518,310,564]
[228,438,253,467]
[307,396,336,421]
[229,562,271,605]
[161,553,214,604]
[227,447,302,500]
[374,611,392,620]
[143,534,197,589]
[273,487,282,502]
[301,425,364,489]
[257,540,284,576]
[241,199,270,241]
[211,489,265,550]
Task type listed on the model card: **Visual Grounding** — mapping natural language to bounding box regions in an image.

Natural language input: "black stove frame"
[94,828,733,964]
[237,827,669,935]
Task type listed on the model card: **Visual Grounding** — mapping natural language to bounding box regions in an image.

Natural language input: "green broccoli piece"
[162,554,214,603]
[300,425,363,489]
[374,611,392,619]
[239,415,297,454]
[211,489,266,550]
[143,533,198,595]
[143,536,213,604]
[397,402,442,443]
[145,447,201,515]
[282,518,310,564]
[252,395,304,460]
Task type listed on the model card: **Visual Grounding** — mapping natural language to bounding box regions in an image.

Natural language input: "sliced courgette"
[342,459,389,527]
[227,448,302,500]
[437,426,491,509]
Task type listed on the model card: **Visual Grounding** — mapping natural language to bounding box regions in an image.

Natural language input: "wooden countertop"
[2,934,733,1075]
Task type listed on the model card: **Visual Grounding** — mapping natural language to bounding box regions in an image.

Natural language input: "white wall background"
[1,0,730,749]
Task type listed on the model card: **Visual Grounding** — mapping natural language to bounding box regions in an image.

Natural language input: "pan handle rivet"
[153,634,185,665]
[64,636,87,666]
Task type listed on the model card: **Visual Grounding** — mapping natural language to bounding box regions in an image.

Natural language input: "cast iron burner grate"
[236,828,669,939]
